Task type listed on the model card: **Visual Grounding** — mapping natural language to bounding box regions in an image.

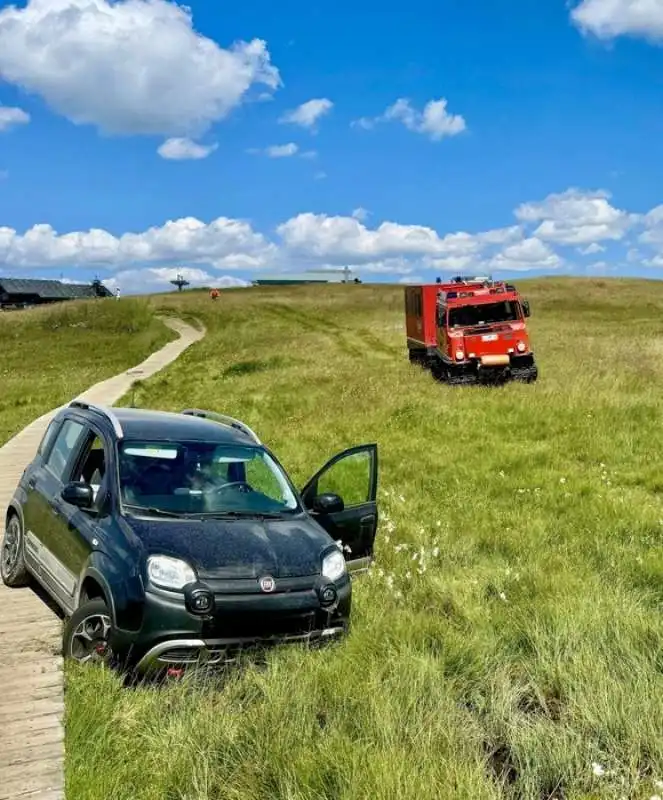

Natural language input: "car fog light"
[455,349,464,361]
[184,584,215,615]
[319,583,338,606]
[516,341,526,353]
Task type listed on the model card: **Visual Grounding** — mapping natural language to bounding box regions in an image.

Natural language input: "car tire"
[63,598,114,666]
[1,513,30,587]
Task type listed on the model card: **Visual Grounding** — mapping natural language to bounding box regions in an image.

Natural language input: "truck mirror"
[522,300,531,318]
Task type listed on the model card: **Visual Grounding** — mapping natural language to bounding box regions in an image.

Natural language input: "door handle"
[48,501,62,517]
[27,477,36,489]
[359,514,376,533]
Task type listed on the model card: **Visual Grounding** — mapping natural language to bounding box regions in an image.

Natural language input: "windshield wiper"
[200,510,285,520]
[124,504,190,519]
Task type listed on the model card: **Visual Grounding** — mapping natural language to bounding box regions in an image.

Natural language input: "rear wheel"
[1,514,29,587]
[63,599,114,666]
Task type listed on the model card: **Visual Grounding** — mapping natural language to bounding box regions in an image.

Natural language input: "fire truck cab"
[404,277,538,384]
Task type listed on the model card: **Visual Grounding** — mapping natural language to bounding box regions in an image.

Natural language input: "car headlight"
[322,549,346,582]
[516,341,526,353]
[147,555,196,591]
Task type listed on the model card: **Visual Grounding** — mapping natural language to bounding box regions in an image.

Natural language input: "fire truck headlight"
[516,341,527,353]
[455,349,464,361]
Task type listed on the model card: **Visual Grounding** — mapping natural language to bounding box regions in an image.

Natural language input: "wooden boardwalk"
[0,317,205,799]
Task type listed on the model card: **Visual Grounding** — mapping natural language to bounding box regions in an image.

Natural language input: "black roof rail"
[180,409,261,444]
[69,400,124,438]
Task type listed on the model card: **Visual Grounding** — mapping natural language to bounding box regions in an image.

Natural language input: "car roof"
[65,405,259,446]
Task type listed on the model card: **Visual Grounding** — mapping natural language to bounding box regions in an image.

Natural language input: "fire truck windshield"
[448,300,520,328]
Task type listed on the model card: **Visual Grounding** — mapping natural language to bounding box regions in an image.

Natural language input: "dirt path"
[0,316,205,800]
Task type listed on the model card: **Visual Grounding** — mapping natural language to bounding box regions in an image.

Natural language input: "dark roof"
[97,408,257,445]
[0,277,112,299]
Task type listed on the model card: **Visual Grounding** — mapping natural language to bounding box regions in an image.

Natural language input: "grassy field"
[5,278,663,799]
[0,296,176,445]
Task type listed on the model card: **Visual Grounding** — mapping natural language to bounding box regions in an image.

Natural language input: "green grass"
[0,297,176,445]
[5,278,663,799]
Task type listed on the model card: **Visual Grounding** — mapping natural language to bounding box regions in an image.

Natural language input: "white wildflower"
[592,762,605,777]
[560,477,567,484]
[432,547,440,558]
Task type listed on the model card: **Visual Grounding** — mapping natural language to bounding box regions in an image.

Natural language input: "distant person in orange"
[210,288,219,300]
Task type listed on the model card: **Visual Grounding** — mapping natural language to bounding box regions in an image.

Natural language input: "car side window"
[37,419,61,458]
[45,419,86,481]
[317,451,371,508]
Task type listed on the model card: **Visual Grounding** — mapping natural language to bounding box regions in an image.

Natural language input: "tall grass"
[7,278,663,799]
[0,297,175,444]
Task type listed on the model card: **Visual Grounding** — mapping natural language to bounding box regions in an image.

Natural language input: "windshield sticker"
[124,446,179,459]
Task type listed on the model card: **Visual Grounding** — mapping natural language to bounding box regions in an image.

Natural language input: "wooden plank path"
[0,316,205,799]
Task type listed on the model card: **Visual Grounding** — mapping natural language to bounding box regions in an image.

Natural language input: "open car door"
[300,443,378,573]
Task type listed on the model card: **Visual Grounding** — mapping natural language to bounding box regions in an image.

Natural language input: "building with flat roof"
[252,267,360,286]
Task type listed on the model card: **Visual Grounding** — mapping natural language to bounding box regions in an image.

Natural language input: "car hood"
[126,514,332,579]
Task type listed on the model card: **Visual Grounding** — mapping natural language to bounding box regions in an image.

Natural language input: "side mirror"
[522,300,531,318]
[62,481,94,509]
[311,492,344,515]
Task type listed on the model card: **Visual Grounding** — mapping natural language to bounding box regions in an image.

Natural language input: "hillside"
[0,297,176,445]
[4,278,663,799]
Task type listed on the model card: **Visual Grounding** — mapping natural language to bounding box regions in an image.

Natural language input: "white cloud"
[578,242,606,255]
[354,97,466,141]
[266,143,298,158]
[515,188,634,245]
[248,142,299,158]
[5,186,658,282]
[0,104,30,132]
[104,266,251,294]
[313,170,327,180]
[0,216,277,270]
[640,204,663,246]
[279,98,333,129]
[488,237,563,271]
[277,212,480,263]
[0,0,281,137]
[571,0,663,42]
[399,275,424,284]
[157,137,217,160]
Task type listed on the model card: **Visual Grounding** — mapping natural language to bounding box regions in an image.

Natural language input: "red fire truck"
[404,277,538,384]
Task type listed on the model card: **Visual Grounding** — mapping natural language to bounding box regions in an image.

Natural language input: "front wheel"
[63,599,114,666]
[1,514,29,587]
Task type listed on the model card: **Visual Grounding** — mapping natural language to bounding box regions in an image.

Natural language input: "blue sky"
[1,0,663,292]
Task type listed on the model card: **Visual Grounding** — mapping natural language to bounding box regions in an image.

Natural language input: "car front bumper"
[111,576,351,674]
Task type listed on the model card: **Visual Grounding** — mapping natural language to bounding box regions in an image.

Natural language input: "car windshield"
[118,440,300,517]
[448,300,520,328]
